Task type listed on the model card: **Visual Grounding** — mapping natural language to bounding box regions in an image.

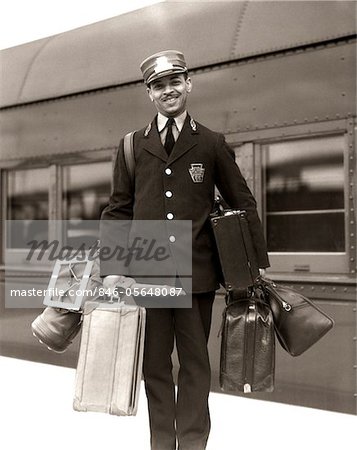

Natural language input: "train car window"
[6,168,49,248]
[262,134,346,273]
[62,161,111,248]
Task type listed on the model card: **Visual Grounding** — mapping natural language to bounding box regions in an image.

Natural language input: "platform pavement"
[0,356,355,450]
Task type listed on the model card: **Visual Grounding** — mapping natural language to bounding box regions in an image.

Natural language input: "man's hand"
[259,268,266,278]
[102,275,134,296]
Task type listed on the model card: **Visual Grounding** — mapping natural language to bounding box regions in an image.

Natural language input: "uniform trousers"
[143,291,216,450]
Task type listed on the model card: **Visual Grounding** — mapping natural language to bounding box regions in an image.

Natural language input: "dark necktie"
[164,117,175,156]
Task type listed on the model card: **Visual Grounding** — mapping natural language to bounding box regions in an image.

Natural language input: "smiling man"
[100,50,269,450]
[147,73,191,117]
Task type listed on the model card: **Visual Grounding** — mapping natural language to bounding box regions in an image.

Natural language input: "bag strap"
[123,131,136,185]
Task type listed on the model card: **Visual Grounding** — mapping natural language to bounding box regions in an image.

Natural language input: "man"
[101,50,269,450]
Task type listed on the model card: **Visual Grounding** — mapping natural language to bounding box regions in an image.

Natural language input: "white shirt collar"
[157,111,187,133]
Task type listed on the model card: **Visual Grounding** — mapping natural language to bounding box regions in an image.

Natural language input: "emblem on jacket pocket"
[189,163,205,183]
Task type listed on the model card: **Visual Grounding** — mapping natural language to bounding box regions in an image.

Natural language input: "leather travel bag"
[73,300,146,416]
[220,288,275,393]
[261,279,334,357]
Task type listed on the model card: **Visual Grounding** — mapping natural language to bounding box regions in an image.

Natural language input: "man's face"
[147,74,192,117]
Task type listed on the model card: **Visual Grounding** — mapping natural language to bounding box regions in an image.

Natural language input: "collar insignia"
[190,118,197,132]
[144,122,152,137]
[189,163,205,183]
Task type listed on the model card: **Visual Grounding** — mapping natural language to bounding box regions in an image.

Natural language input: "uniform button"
[166,213,174,220]
[165,168,172,175]
[169,235,176,243]
[165,191,173,198]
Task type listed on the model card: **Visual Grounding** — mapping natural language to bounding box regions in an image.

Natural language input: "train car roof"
[1,0,356,108]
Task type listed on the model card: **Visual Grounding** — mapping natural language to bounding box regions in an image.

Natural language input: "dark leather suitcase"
[220,289,275,393]
[211,210,259,290]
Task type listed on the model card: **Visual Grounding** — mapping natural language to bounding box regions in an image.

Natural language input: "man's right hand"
[102,275,134,296]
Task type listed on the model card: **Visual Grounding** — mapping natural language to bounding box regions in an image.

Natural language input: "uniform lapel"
[142,117,168,163]
[141,114,199,164]
[168,114,198,164]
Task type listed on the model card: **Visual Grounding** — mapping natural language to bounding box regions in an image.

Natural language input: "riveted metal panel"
[347,118,357,275]
[273,280,357,302]
[0,39,47,108]
[1,1,355,107]
[1,42,355,162]
[225,119,349,144]
[232,1,356,58]
[191,42,356,133]
[0,2,243,106]
[0,87,153,160]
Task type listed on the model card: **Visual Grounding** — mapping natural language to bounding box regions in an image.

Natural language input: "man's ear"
[147,87,154,102]
[186,77,192,93]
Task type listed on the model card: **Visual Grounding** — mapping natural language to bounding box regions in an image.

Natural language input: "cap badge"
[154,56,174,74]
[189,163,205,183]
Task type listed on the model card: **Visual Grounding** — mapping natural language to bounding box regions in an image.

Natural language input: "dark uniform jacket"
[100,114,269,293]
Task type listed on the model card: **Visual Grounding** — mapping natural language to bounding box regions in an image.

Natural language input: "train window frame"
[260,133,348,275]
[0,151,114,270]
[1,164,53,270]
[59,159,113,248]
[228,119,355,277]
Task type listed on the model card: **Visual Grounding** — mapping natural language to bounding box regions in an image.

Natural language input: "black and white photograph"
[0,1,356,449]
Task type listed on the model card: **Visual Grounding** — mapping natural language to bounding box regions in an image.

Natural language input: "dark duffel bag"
[220,288,275,393]
[261,278,334,357]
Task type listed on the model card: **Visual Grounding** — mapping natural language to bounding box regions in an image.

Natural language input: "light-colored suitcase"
[73,300,146,416]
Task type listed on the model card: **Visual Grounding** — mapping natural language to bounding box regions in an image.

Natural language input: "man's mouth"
[163,96,179,104]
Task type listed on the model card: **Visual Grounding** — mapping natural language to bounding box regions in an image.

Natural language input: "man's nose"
[163,83,174,94]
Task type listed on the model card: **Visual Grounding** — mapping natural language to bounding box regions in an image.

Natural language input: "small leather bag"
[261,278,334,357]
[220,287,275,393]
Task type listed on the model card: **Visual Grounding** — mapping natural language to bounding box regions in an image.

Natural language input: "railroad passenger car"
[0,1,356,414]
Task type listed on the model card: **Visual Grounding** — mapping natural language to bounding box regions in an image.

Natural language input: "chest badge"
[189,163,205,183]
